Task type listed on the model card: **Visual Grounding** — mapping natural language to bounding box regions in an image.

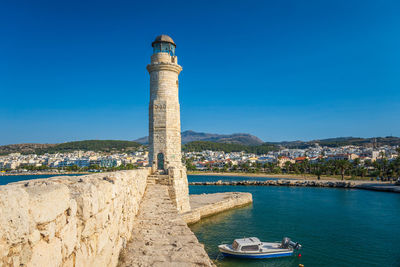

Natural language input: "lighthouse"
[147,35,190,213]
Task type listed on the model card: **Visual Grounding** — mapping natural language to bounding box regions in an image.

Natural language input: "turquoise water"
[188,178,400,267]
[0,174,84,186]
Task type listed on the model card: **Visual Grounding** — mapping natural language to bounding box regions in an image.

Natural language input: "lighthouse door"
[157,153,164,170]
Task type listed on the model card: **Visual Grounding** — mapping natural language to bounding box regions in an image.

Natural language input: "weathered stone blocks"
[147,40,191,214]
[0,168,150,267]
[30,238,62,267]
[0,186,31,245]
[26,183,70,224]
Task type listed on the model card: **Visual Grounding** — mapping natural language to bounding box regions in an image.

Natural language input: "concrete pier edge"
[183,192,253,225]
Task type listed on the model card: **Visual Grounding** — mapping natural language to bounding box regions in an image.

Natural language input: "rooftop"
[152,34,176,47]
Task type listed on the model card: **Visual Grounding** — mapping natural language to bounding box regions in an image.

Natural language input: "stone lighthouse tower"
[147,35,190,213]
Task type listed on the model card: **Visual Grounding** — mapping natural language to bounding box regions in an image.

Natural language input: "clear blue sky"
[1,0,399,145]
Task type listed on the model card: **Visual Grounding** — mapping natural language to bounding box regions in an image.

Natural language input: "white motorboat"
[218,237,301,259]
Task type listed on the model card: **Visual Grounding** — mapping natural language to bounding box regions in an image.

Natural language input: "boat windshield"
[241,245,259,251]
[232,241,239,250]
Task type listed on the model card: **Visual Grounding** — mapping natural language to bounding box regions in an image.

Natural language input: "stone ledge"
[182,192,253,225]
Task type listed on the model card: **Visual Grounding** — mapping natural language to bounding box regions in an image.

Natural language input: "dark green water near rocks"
[188,176,400,267]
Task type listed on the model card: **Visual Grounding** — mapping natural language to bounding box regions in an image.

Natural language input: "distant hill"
[0,143,56,155]
[0,140,142,155]
[269,136,400,148]
[1,136,398,155]
[182,136,400,154]
[183,141,277,154]
[134,130,264,146]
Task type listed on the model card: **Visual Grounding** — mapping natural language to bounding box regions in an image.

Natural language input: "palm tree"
[312,159,324,180]
[315,167,323,180]
[284,161,291,174]
[336,160,350,181]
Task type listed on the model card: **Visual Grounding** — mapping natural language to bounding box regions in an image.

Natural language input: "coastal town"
[1,144,399,180]
[185,144,398,170]
[0,150,149,173]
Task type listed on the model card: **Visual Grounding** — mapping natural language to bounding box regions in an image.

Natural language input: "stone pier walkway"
[118,184,214,267]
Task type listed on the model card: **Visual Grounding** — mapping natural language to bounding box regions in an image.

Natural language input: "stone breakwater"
[0,168,150,267]
[118,184,214,267]
[189,180,400,193]
[190,179,357,187]
[182,192,253,225]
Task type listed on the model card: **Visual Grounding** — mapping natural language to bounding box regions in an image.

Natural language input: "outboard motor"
[281,237,302,250]
[281,237,291,248]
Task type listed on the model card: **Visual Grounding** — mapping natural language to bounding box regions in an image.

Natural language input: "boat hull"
[220,251,293,259]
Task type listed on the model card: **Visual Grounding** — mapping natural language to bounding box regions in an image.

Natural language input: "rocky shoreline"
[190,179,355,187]
[189,179,400,193]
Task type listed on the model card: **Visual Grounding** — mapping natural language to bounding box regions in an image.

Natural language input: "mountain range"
[134,130,264,146]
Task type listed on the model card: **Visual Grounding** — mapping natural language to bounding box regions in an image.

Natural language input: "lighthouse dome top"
[152,35,176,47]
[152,35,176,56]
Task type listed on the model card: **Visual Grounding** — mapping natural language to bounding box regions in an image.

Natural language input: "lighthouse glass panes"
[153,43,175,56]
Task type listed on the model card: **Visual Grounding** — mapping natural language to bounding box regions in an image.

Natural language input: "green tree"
[336,160,350,180]
[313,160,323,180]
[89,164,100,170]
[284,161,291,174]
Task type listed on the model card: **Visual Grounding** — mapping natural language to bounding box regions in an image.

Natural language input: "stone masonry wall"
[167,167,191,213]
[0,169,150,267]
[147,52,183,170]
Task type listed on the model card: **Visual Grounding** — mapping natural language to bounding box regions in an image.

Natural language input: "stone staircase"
[147,174,169,185]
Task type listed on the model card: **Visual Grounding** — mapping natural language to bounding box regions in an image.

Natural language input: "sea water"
[188,176,400,267]
[0,174,84,186]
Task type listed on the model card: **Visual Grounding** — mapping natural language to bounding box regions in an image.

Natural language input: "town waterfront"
[188,176,400,267]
